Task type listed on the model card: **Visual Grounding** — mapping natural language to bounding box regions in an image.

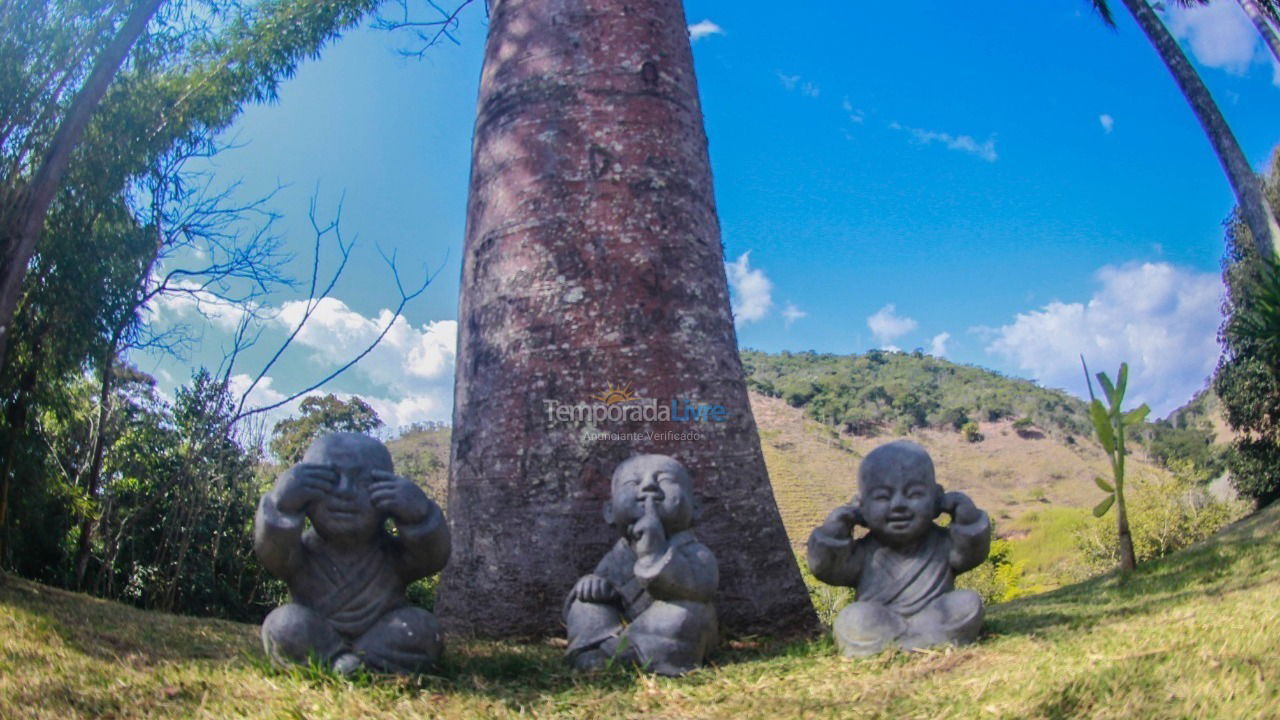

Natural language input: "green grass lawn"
[3,504,1279,719]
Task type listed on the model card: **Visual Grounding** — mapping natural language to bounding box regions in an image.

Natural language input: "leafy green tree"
[269,394,383,464]
[1214,155,1280,507]
[0,0,393,376]
[1082,359,1150,573]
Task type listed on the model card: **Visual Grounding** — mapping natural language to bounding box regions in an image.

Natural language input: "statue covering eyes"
[255,432,450,675]
[807,440,991,657]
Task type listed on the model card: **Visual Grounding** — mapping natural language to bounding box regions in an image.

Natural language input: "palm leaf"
[1085,0,1116,28]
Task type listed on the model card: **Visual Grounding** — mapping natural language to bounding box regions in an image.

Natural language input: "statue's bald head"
[303,432,393,472]
[858,440,937,494]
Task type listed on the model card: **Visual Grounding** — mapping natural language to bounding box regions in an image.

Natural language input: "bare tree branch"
[373,0,480,58]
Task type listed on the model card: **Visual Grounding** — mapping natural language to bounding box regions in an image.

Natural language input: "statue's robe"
[565,530,718,675]
[808,512,991,655]
[255,495,450,671]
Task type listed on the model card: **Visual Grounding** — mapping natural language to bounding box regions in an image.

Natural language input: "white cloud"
[1099,113,1114,134]
[890,122,998,162]
[929,332,951,358]
[985,262,1222,417]
[777,72,820,98]
[145,278,262,333]
[1165,2,1266,78]
[268,298,457,428]
[842,97,866,124]
[725,252,773,325]
[781,302,807,328]
[688,19,725,42]
[867,304,918,346]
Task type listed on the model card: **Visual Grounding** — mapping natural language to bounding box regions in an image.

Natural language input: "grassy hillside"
[386,425,451,502]
[2,504,1277,719]
[750,392,1125,546]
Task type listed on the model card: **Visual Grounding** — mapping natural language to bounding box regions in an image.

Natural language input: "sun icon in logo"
[593,383,637,405]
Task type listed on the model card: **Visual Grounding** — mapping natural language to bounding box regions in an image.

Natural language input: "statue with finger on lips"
[563,454,719,677]
[255,432,450,675]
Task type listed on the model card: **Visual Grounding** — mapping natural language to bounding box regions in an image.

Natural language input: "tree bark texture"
[439,0,817,637]
[1120,0,1278,260]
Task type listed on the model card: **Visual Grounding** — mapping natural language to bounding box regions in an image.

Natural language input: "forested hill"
[741,349,1095,440]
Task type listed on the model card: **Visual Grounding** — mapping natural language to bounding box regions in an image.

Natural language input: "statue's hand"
[819,503,861,537]
[276,463,336,514]
[370,470,432,524]
[631,496,667,558]
[572,573,618,603]
[942,491,981,525]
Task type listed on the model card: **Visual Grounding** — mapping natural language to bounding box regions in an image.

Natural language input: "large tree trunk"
[439,0,817,637]
[1119,0,1278,260]
[1238,0,1280,66]
[0,0,164,368]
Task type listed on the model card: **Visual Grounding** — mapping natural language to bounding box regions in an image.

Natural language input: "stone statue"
[255,432,450,674]
[564,454,719,676]
[807,440,991,657]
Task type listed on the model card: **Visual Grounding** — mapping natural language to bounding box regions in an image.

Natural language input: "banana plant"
[1081,357,1150,573]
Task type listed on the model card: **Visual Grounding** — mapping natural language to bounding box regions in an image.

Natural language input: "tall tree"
[1236,0,1280,65]
[0,0,385,375]
[441,0,816,636]
[1088,0,1279,259]
[0,0,164,365]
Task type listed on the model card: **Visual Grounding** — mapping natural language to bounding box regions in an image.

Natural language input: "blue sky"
[142,0,1280,429]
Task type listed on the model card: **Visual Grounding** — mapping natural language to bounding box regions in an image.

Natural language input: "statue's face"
[306,440,386,543]
[609,455,694,536]
[859,469,939,548]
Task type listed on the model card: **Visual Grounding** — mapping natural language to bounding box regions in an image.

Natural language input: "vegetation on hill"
[743,348,1095,440]
[743,349,1229,486]
[2,502,1275,719]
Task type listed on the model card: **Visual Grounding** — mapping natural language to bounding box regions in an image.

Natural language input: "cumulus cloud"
[929,332,951,358]
[985,262,1222,417]
[688,19,725,42]
[155,288,459,431]
[146,278,262,333]
[867,304,918,347]
[1165,1,1266,78]
[890,122,998,162]
[725,252,773,325]
[781,302,807,328]
[269,297,457,428]
[1099,114,1115,134]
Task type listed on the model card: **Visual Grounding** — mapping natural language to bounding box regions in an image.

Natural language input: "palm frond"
[1086,0,1116,29]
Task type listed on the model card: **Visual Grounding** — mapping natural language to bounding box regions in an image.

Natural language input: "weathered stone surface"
[439,0,816,637]
[255,433,450,674]
[807,441,992,657]
[564,455,718,676]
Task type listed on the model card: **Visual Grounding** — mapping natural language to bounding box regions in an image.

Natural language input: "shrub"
[956,537,1028,605]
[1074,469,1249,573]
[939,406,970,431]
[961,421,983,443]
